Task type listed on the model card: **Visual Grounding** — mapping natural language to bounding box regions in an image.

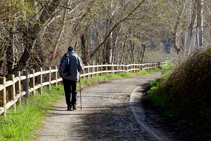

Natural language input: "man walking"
[59,46,83,111]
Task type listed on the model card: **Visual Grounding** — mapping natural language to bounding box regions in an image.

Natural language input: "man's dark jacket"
[58,51,83,81]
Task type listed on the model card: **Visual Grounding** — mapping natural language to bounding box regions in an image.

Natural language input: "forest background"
[0,0,209,76]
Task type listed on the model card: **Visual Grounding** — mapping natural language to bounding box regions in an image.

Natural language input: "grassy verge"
[147,47,211,139]
[147,64,175,116]
[0,66,166,141]
[0,86,64,141]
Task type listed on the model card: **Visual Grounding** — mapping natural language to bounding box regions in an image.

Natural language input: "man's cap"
[68,46,74,51]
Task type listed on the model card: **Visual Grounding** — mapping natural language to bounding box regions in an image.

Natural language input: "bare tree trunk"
[131,41,135,63]
[6,45,14,74]
[112,26,121,64]
[11,0,60,73]
[105,17,113,64]
[50,0,69,65]
[95,27,101,64]
[89,0,146,59]
[5,27,14,74]
[141,44,146,63]
[189,0,197,30]
[172,0,187,54]
[120,41,126,64]
[0,46,7,75]
[197,0,203,47]
[80,34,89,65]
[105,39,112,64]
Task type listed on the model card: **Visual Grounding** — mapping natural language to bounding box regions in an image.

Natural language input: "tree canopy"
[0,0,210,76]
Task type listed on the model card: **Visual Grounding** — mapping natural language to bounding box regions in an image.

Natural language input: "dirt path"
[34,72,173,141]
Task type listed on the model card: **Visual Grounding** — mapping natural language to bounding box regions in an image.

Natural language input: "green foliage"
[126,37,141,44]
[147,78,171,114]
[118,72,136,77]
[160,63,174,78]
[90,1,104,18]
[1,0,37,23]
[0,85,64,141]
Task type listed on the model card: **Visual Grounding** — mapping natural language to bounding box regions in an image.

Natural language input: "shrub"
[151,47,211,136]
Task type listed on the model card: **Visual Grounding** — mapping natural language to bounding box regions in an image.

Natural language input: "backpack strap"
[65,53,69,66]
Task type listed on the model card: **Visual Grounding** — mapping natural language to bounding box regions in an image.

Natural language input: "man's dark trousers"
[62,78,77,108]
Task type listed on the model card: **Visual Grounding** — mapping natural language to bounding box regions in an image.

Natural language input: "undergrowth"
[148,47,211,139]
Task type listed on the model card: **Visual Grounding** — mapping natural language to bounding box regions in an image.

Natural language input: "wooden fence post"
[119,64,121,73]
[48,67,51,90]
[145,62,147,70]
[111,63,113,74]
[101,63,103,76]
[23,71,29,103]
[83,68,85,80]
[144,62,147,70]
[0,77,6,116]
[149,62,150,70]
[127,64,129,72]
[123,64,125,72]
[96,63,98,77]
[91,64,94,78]
[87,64,90,79]
[146,62,148,70]
[7,74,16,112]
[146,62,147,70]
[117,64,118,74]
[38,68,43,94]
[30,70,35,95]
[148,62,150,70]
[15,71,21,106]
[106,63,108,74]
[54,66,58,86]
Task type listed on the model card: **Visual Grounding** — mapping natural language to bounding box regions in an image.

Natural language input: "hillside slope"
[148,47,211,140]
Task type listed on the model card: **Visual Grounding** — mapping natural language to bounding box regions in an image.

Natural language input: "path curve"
[34,71,170,141]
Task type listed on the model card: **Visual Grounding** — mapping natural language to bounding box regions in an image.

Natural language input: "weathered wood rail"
[0,62,167,116]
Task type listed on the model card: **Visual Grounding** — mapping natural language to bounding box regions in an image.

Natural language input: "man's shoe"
[73,107,76,110]
[67,105,71,111]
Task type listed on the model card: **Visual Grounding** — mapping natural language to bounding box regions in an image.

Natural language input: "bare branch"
[89,0,146,59]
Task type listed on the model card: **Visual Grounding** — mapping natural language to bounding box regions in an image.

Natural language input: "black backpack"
[60,53,71,76]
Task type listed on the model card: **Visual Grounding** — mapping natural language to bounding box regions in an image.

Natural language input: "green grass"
[0,85,64,141]
[147,64,174,116]
[0,65,167,141]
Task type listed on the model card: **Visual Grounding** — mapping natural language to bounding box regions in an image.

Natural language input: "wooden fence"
[0,62,167,116]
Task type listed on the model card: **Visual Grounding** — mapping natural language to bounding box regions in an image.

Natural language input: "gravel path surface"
[34,72,169,141]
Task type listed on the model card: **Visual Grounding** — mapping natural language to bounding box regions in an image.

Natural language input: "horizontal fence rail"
[0,62,167,116]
